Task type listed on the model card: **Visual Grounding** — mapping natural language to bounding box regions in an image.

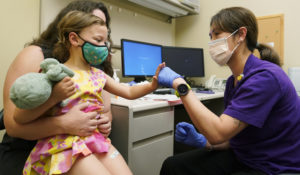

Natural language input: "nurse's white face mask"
[208,29,240,66]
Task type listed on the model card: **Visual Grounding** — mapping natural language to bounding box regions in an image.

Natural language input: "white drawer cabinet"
[131,135,173,175]
[110,104,174,175]
[132,108,173,142]
[110,92,224,175]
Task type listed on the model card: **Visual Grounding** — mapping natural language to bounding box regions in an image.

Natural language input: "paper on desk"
[143,94,182,105]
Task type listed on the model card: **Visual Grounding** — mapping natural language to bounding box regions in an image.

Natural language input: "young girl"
[1,2,114,174]
[14,11,164,175]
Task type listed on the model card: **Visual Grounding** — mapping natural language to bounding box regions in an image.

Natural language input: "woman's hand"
[158,66,182,88]
[98,90,112,137]
[59,102,101,137]
[50,76,76,104]
[97,113,112,138]
[175,122,207,148]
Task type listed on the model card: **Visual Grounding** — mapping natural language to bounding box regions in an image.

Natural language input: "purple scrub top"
[224,54,300,174]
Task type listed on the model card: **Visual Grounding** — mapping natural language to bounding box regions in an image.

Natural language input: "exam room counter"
[110,91,224,175]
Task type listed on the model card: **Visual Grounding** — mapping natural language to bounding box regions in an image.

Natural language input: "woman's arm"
[206,141,230,151]
[3,46,100,140]
[173,78,248,145]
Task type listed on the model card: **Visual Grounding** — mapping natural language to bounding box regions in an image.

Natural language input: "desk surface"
[111,91,224,112]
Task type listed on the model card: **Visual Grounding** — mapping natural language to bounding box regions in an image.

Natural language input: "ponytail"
[256,43,281,66]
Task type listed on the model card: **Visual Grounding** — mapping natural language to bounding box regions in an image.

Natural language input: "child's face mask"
[208,29,240,66]
[78,35,108,66]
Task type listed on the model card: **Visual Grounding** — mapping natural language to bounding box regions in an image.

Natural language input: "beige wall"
[2,0,300,109]
[0,0,174,108]
[101,1,175,81]
[0,0,40,109]
[40,0,175,82]
[175,0,300,85]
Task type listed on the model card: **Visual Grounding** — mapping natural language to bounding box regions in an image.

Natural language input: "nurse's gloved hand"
[158,67,182,88]
[175,122,207,148]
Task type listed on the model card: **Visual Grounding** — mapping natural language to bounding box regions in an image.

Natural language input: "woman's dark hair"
[210,7,281,66]
[29,0,114,76]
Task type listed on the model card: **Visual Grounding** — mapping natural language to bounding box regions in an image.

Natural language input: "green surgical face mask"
[78,35,109,66]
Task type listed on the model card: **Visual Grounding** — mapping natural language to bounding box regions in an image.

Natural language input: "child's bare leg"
[65,154,111,175]
[96,145,133,175]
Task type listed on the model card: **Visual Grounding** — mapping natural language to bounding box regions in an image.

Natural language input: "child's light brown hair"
[53,10,106,63]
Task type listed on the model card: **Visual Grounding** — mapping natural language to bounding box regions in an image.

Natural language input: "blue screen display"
[121,39,162,77]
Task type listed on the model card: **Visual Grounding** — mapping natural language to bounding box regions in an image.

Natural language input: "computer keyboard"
[153,87,213,95]
[198,87,210,91]
[190,87,213,93]
[191,86,210,91]
[153,88,173,95]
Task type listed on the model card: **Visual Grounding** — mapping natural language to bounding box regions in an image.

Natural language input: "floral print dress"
[23,67,110,175]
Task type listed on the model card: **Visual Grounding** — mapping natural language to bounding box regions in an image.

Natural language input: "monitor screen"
[121,39,162,80]
[162,46,205,77]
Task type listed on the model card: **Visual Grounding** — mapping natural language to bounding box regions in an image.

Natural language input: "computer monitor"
[121,39,162,82]
[162,46,205,78]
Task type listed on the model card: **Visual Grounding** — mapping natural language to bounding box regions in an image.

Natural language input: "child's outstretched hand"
[151,62,166,89]
[51,76,76,103]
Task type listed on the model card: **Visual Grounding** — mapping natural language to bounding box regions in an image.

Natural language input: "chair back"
[0,109,4,130]
[288,67,300,97]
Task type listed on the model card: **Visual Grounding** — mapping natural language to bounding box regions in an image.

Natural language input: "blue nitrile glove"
[158,67,182,88]
[175,122,207,148]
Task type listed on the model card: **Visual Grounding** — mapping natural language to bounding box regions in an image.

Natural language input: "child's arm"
[104,63,165,99]
[13,77,76,124]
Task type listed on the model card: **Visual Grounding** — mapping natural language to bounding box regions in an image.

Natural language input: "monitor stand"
[128,77,147,86]
[133,77,146,83]
[183,76,198,88]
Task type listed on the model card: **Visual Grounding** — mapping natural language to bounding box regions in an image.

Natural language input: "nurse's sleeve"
[224,71,281,128]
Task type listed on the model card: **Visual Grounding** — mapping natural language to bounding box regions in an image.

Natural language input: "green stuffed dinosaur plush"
[10,58,74,109]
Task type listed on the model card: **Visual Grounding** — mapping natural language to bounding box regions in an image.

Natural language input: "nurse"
[159,6,300,175]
